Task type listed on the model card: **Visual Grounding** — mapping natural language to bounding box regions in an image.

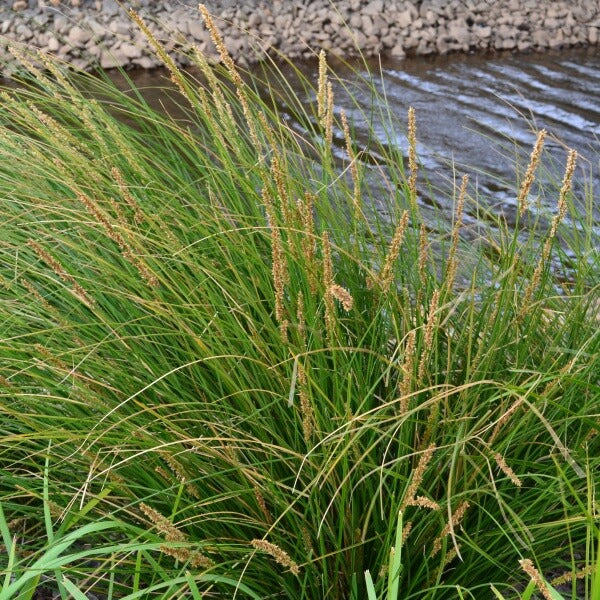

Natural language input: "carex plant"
[0,5,598,599]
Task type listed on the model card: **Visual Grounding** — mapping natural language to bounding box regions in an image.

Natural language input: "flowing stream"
[114,47,599,227]
[4,46,598,232]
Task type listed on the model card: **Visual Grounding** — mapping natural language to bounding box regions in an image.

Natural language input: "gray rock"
[15,23,33,40]
[188,20,206,41]
[100,47,128,68]
[47,35,59,51]
[532,29,550,47]
[108,20,130,35]
[119,42,142,58]
[517,39,531,51]
[71,57,90,69]
[31,13,50,27]
[437,36,450,53]
[390,41,406,57]
[87,18,107,37]
[363,0,384,17]
[362,14,375,37]
[85,43,101,57]
[68,25,92,46]
[53,15,69,33]
[475,25,492,38]
[447,19,470,44]
[102,0,119,18]
[133,55,158,69]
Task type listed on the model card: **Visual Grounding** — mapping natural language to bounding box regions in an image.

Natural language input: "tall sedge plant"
[0,5,598,599]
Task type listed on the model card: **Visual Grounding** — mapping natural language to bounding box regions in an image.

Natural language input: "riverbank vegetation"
[0,8,598,600]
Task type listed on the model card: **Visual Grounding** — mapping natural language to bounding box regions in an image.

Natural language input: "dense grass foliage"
[0,11,599,600]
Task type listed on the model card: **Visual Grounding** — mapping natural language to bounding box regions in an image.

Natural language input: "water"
[112,47,599,229]
[4,46,599,228]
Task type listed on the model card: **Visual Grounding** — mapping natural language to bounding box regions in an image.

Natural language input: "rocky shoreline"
[1,0,599,74]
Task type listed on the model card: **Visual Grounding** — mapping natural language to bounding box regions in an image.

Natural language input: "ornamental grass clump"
[0,6,598,600]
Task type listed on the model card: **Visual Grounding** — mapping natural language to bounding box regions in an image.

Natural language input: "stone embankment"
[1,0,599,73]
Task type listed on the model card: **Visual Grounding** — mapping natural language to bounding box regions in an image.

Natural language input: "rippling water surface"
[7,46,598,226]
[126,48,599,224]
[267,48,599,222]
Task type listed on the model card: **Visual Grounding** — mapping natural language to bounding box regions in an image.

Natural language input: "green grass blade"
[365,570,378,600]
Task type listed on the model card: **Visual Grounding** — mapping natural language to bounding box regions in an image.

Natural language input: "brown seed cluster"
[417,288,440,382]
[493,452,522,487]
[28,240,94,307]
[445,174,468,292]
[79,193,158,287]
[400,443,436,512]
[407,106,418,209]
[251,538,300,575]
[380,210,409,293]
[199,4,260,150]
[140,502,213,569]
[431,501,470,557]
[518,129,547,217]
[519,558,554,600]
[329,284,354,312]
[341,109,361,219]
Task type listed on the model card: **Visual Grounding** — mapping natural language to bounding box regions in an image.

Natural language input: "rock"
[225,36,245,56]
[549,29,564,48]
[475,25,492,38]
[416,38,434,54]
[47,35,59,52]
[0,0,597,71]
[363,0,384,17]
[85,42,101,57]
[87,19,107,37]
[498,24,516,40]
[532,29,550,47]
[437,36,450,54]
[517,39,531,51]
[188,20,206,41]
[133,56,158,69]
[390,42,406,58]
[71,57,90,70]
[424,10,437,25]
[31,13,50,27]
[247,12,262,27]
[68,26,92,46]
[102,0,119,18]
[362,14,376,37]
[447,19,471,44]
[349,13,362,28]
[119,42,142,58]
[15,24,33,40]
[53,15,69,33]
[100,48,128,69]
[107,20,127,35]
[396,9,412,29]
